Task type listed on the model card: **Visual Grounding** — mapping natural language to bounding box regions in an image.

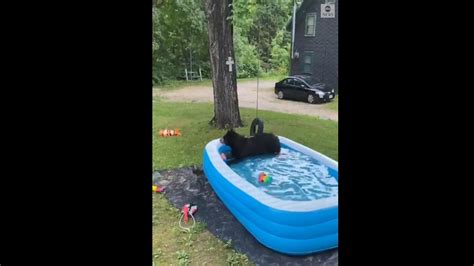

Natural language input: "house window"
[302,52,313,75]
[305,13,316,36]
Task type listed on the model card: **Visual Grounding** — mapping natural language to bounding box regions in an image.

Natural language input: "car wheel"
[277,91,284,99]
[307,93,316,104]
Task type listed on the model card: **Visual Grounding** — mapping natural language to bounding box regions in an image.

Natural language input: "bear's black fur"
[220,129,281,160]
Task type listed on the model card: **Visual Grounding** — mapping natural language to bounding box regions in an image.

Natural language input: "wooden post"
[199,67,202,81]
[185,68,188,81]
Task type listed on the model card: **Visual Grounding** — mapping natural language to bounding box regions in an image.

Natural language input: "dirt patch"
[154,80,338,122]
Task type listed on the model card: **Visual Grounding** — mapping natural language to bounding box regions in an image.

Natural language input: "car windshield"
[300,76,320,85]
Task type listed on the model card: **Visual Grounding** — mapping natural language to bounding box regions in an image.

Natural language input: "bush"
[234,32,260,78]
[270,30,290,73]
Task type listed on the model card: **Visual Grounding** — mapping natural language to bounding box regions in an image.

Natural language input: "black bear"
[220,129,281,160]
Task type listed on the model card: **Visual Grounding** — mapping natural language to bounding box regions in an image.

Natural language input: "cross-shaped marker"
[225,57,234,72]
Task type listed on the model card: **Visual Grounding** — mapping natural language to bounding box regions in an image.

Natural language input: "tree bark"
[204,0,243,129]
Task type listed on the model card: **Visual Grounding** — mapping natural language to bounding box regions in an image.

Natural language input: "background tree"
[152,0,294,85]
[153,0,209,85]
[248,0,291,71]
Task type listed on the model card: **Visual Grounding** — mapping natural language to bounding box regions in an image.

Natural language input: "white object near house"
[226,57,234,72]
[321,4,335,18]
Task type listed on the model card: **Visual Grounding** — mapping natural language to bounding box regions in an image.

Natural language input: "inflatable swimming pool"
[203,136,338,255]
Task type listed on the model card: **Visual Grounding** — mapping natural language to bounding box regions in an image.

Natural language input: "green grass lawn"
[152,99,338,265]
[153,193,250,266]
[153,100,338,171]
[325,96,338,111]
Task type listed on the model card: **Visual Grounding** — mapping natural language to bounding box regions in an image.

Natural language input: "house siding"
[290,0,338,91]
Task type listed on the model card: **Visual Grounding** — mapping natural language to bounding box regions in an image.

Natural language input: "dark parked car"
[274,75,335,104]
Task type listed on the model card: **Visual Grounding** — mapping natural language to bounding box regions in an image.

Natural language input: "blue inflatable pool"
[203,136,338,255]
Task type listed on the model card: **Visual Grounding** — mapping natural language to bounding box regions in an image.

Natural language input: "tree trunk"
[204,0,243,129]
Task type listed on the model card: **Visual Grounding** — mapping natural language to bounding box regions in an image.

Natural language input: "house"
[287,0,338,91]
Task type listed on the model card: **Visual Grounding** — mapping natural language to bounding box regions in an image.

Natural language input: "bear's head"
[220,129,240,146]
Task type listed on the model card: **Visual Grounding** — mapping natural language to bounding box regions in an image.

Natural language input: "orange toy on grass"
[159,128,181,137]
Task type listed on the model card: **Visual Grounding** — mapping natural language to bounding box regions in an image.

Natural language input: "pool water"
[228,146,338,201]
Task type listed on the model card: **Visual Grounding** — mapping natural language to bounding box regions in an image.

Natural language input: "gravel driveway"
[154,80,338,121]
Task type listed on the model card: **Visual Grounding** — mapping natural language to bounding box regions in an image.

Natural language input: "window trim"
[304,13,317,37]
[301,51,314,75]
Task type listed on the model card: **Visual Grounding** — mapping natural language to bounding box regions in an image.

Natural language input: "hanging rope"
[256,23,261,119]
[256,58,259,119]
[250,23,266,137]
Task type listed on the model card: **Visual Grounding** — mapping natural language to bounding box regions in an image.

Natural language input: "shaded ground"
[153,167,338,266]
[154,80,338,122]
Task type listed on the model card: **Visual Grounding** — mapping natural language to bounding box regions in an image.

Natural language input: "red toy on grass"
[181,203,198,224]
[152,185,165,193]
